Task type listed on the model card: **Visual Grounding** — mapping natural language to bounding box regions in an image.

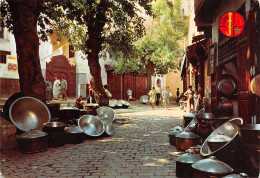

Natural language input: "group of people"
[46,76,68,103]
[148,84,172,110]
[184,85,199,113]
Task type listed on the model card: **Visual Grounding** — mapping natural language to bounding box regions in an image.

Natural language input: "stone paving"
[0,101,186,178]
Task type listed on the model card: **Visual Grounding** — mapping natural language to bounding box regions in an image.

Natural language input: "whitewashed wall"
[0,28,18,79]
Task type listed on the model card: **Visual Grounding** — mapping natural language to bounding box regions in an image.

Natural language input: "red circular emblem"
[219,12,245,37]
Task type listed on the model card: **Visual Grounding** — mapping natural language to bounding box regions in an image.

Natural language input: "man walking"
[155,83,161,107]
[60,77,67,100]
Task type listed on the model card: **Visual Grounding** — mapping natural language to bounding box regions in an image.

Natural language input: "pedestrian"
[148,87,156,110]
[162,86,172,110]
[176,88,180,103]
[127,88,132,102]
[46,81,53,103]
[104,85,112,98]
[193,90,200,112]
[193,90,199,103]
[60,77,67,101]
[184,85,194,112]
[53,77,60,99]
[88,84,96,103]
[155,83,161,107]
[75,95,85,109]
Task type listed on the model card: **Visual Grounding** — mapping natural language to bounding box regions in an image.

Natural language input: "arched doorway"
[46,55,76,98]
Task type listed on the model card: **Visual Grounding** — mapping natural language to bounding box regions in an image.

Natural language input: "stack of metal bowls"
[119,100,131,108]
[78,105,116,137]
[109,100,130,109]
[96,106,115,136]
[78,115,105,137]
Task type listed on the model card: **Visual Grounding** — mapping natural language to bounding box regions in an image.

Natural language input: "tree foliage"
[52,0,153,105]
[1,0,153,104]
[112,0,188,75]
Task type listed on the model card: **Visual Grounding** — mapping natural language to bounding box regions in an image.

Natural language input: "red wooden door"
[107,72,147,100]
[46,55,76,98]
[135,74,147,100]
[123,74,134,100]
[107,72,122,99]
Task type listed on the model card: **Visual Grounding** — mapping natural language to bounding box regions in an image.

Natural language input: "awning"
[186,39,207,66]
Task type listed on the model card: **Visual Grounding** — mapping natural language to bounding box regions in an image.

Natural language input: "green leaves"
[134,0,187,74]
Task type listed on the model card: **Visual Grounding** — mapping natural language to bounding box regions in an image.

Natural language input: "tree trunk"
[146,59,155,93]
[87,50,109,106]
[86,12,109,106]
[8,0,46,102]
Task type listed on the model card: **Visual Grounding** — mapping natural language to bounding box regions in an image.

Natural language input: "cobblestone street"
[0,101,186,178]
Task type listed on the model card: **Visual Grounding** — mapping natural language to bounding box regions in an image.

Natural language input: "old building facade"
[183,0,260,124]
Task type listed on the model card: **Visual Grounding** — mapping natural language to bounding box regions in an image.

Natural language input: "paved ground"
[0,101,186,178]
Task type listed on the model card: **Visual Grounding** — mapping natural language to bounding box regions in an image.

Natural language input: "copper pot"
[176,131,200,151]
[196,113,213,139]
[17,130,48,153]
[64,126,85,144]
[183,113,195,127]
[217,74,237,97]
[43,122,66,133]
[176,149,203,178]
[169,125,184,146]
[192,156,233,178]
[219,99,233,116]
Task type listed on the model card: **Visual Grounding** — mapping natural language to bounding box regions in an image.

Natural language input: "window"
[0,55,6,64]
[218,29,237,64]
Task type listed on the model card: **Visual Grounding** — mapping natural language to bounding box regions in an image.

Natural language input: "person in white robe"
[53,77,61,99]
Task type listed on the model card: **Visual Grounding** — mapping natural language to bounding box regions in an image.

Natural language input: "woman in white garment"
[53,77,61,99]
